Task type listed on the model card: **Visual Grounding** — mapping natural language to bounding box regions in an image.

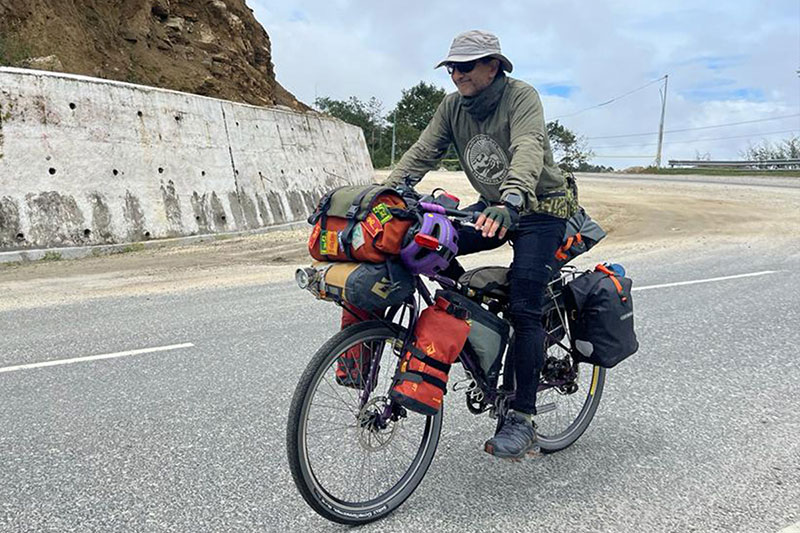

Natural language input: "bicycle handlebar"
[417,201,480,222]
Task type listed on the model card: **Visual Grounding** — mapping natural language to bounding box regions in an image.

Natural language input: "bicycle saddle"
[458,266,510,300]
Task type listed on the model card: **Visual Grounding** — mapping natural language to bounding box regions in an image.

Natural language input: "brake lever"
[454,212,481,227]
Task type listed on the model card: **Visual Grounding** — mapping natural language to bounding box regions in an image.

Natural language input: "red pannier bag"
[390,294,471,415]
[307,185,413,263]
[336,305,376,389]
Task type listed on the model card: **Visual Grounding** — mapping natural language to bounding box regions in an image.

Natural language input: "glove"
[476,205,519,238]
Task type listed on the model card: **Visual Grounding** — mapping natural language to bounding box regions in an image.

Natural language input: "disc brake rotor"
[357,396,399,451]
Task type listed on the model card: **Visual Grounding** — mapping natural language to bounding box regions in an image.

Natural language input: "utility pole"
[655,74,669,168]
[390,113,397,166]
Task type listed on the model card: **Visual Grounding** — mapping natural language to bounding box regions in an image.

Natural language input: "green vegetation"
[0,33,31,66]
[119,242,146,254]
[743,136,800,163]
[41,251,62,261]
[385,82,448,169]
[0,101,12,122]
[315,83,451,169]
[656,136,800,176]
[315,95,389,166]
[632,167,800,177]
[547,120,589,170]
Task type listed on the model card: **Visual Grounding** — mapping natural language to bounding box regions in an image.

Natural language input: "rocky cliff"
[0,0,306,110]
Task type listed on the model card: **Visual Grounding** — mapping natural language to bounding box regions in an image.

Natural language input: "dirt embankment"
[1,171,799,312]
[0,0,306,110]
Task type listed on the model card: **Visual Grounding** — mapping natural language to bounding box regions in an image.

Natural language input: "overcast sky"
[251,1,799,169]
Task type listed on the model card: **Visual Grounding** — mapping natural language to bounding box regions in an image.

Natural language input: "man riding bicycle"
[383,30,576,459]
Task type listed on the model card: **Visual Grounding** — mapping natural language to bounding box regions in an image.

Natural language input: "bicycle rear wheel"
[535,306,606,453]
[286,321,442,525]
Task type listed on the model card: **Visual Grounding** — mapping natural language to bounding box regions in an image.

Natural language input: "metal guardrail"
[668,159,800,168]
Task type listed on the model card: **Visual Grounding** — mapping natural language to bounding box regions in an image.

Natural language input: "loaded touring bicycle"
[286,183,638,525]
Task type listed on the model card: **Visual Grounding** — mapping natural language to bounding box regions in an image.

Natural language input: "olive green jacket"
[384,77,576,218]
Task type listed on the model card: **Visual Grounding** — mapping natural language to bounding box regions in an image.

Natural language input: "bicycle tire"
[286,321,443,525]
[537,365,605,453]
[535,300,606,453]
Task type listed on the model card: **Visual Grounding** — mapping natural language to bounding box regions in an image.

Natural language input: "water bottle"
[607,263,626,278]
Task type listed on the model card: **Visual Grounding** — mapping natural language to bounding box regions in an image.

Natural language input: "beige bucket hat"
[435,30,513,72]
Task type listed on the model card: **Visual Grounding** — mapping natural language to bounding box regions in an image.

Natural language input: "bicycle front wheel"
[286,321,442,525]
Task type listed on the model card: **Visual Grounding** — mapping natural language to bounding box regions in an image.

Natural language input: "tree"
[387,82,447,164]
[546,120,594,172]
[389,82,446,131]
[314,96,388,166]
[575,161,615,172]
[741,136,800,168]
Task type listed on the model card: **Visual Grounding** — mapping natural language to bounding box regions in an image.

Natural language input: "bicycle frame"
[360,265,584,424]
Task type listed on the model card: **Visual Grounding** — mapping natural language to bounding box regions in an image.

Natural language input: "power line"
[591,155,655,159]
[590,128,799,150]
[586,113,800,140]
[550,76,666,120]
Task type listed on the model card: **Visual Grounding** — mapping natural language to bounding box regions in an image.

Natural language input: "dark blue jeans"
[442,202,567,414]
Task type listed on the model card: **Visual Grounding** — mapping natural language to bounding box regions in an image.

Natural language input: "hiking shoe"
[484,411,539,459]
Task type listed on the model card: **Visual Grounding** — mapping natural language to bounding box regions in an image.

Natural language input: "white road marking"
[779,522,800,533]
[0,271,784,373]
[0,343,195,374]
[633,270,781,292]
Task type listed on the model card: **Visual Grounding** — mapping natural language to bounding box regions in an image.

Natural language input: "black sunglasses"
[446,59,487,75]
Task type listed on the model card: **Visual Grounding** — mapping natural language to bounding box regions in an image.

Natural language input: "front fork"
[359,293,422,424]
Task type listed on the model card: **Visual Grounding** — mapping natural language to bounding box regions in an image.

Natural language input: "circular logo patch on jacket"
[465,134,509,185]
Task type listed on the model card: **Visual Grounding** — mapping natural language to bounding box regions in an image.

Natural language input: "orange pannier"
[390,295,471,416]
[307,185,413,263]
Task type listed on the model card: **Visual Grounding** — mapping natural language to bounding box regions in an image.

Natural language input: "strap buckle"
[345,204,360,218]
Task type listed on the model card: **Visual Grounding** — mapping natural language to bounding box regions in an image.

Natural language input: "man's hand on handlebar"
[475,204,519,240]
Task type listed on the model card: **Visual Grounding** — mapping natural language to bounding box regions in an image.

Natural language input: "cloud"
[681,87,766,102]
[250,0,800,169]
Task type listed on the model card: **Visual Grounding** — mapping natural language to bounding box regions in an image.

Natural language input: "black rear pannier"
[564,265,639,368]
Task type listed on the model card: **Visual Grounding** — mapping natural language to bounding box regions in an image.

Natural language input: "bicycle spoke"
[367,438,373,501]
[294,327,441,516]
[390,431,416,464]
[313,389,350,406]
[538,362,598,439]
[321,374,358,416]
[306,416,356,425]
[305,425,357,437]
[308,402,354,414]
[395,429,422,448]
[357,446,367,502]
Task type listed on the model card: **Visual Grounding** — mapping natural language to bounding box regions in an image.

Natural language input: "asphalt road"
[2,204,800,531]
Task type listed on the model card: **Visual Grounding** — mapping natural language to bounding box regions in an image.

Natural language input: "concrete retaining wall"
[0,67,373,250]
